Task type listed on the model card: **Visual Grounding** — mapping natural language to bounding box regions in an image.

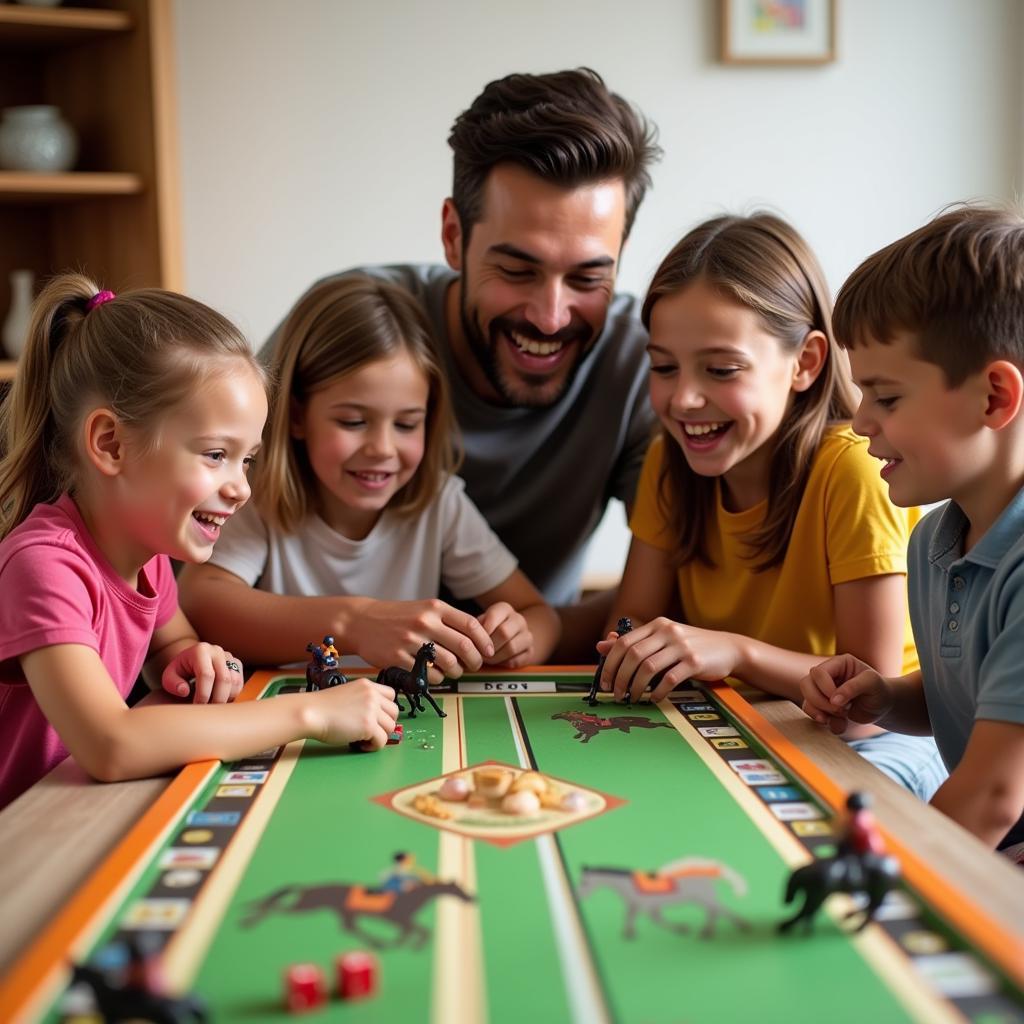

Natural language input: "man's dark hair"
[448,68,660,241]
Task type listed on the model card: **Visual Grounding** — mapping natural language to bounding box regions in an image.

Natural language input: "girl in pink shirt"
[0,274,398,809]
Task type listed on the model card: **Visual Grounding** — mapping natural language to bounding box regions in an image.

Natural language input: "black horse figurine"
[304,641,347,692]
[585,617,633,706]
[68,962,208,1024]
[376,641,445,718]
[777,851,901,934]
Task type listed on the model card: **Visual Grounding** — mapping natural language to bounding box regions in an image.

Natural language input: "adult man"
[268,69,660,657]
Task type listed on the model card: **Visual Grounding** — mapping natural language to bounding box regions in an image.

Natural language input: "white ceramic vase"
[2,269,34,360]
[0,106,78,172]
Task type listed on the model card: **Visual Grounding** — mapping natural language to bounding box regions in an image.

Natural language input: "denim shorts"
[846,732,948,802]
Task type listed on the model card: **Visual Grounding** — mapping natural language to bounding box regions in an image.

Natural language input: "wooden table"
[0,693,1021,979]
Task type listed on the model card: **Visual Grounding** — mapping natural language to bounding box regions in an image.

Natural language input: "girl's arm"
[601,567,911,705]
[21,643,400,782]
[178,563,494,677]
[475,569,561,667]
[606,536,677,631]
[143,606,244,704]
[729,573,911,700]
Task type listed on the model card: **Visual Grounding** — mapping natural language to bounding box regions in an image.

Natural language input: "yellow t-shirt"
[629,425,920,675]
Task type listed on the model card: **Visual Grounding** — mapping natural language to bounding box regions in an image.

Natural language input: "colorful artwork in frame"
[720,0,836,65]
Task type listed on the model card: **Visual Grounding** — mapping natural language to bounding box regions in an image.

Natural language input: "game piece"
[336,951,378,1000]
[387,723,404,745]
[376,641,446,718]
[778,791,901,934]
[585,617,632,706]
[837,791,886,857]
[304,639,347,692]
[285,963,327,1012]
[68,946,209,1023]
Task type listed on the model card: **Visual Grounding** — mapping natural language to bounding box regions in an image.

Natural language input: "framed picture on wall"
[720,0,836,65]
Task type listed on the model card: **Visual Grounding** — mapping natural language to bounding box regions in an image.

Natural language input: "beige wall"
[174,0,1023,581]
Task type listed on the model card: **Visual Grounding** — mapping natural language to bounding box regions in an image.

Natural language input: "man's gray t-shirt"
[264,264,656,605]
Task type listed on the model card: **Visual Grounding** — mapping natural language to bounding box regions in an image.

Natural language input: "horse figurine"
[777,851,901,934]
[376,641,445,718]
[585,617,632,705]
[304,641,347,692]
[67,962,208,1024]
[241,877,474,950]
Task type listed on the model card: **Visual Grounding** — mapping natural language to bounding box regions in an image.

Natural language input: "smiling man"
[265,69,661,657]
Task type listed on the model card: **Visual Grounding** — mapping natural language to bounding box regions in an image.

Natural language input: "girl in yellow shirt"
[596,213,944,799]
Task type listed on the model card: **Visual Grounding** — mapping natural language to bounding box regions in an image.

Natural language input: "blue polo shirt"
[908,489,1024,849]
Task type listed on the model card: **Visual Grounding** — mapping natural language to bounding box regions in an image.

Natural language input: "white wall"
[174,0,1023,582]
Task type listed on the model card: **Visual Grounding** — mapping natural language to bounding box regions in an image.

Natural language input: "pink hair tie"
[86,290,116,312]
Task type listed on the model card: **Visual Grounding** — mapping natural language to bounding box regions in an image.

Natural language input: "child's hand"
[597,618,743,703]
[800,654,894,734]
[477,602,534,668]
[355,599,495,681]
[312,679,399,751]
[162,644,245,704]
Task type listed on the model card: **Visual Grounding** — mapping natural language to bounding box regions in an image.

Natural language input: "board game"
[2,669,1022,1023]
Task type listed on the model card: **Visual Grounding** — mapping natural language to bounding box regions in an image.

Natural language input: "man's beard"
[459,295,595,409]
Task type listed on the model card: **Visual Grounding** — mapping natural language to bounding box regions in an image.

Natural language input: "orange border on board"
[708,681,1024,990]
[0,673,269,1021]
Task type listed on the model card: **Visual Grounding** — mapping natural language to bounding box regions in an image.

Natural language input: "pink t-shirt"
[0,495,177,809]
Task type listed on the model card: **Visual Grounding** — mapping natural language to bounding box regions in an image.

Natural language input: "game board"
[2,670,1023,1023]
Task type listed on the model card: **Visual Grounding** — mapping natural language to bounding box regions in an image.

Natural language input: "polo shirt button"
[952,576,965,591]
[949,619,959,631]
[949,602,960,614]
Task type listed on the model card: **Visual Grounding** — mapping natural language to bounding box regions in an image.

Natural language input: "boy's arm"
[930,720,1024,847]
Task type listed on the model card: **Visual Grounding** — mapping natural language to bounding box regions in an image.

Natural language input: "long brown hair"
[257,275,459,533]
[641,213,857,571]
[0,273,265,540]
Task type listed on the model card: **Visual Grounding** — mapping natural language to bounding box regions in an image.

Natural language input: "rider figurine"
[836,791,886,858]
[319,635,339,665]
[380,851,436,893]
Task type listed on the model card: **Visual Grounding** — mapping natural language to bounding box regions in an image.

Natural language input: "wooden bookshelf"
[0,1,182,366]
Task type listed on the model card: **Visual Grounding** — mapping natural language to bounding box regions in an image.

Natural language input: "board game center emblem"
[374,760,625,846]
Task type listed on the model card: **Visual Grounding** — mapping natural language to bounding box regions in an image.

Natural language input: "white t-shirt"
[209,474,518,602]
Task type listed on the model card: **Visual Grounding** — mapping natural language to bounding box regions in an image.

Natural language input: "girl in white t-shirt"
[179,276,559,677]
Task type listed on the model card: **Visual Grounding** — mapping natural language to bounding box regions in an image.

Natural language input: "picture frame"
[720,0,836,66]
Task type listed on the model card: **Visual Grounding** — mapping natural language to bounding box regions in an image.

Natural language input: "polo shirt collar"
[929,484,1024,569]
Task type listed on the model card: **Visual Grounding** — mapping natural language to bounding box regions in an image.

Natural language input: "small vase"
[2,270,34,360]
[0,106,78,172]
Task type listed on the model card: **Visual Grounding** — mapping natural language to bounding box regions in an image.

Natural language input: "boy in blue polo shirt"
[799,206,1024,862]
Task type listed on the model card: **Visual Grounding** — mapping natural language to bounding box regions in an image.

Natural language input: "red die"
[285,963,326,1013]
[387,724,404,746]
[336,950,378,1000]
